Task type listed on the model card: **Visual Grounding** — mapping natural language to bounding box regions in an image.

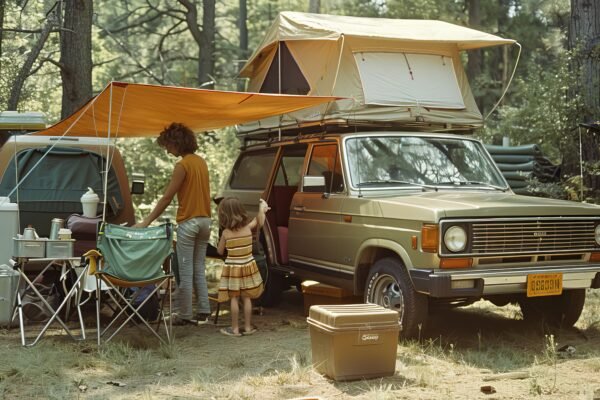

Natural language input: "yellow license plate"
[526,273,563,297]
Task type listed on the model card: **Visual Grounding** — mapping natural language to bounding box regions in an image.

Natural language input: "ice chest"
[0,265,19,327]
[45,239,75,258]
[307,304,399,381]
[301,281,362,316]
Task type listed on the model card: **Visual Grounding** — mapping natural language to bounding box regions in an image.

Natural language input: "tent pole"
[12,135,20,231]
[278,41,282,141]
[485,42,521,121]
[322,34,344,122]
[102,83,113,222]
[579,126,584,202]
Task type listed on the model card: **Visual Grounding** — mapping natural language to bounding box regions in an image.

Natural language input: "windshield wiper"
[357,180,437,190]
[437,180,508,191]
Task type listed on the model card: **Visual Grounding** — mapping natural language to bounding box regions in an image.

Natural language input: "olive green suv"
[220,131,600,337]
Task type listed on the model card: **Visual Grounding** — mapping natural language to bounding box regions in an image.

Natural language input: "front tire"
[364,257,428,339]
[518,289,586,328]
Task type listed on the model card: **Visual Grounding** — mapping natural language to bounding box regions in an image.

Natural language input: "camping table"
[13,257,88,347]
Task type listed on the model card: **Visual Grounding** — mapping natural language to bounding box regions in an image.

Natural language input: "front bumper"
[410,264,600,298]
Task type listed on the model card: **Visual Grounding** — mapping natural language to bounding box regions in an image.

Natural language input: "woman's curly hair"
[157,122,198,154]
[218,197,250,230]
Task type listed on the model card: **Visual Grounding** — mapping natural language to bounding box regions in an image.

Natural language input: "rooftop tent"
[238,12,517,135]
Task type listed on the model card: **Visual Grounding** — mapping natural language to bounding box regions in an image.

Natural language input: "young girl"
[217,197,269,336]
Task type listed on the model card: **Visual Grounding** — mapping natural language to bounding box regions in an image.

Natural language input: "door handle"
[292,206,305,212]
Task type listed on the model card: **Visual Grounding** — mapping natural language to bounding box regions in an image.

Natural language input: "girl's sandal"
[241,325,257,336]
[220,327,242,337]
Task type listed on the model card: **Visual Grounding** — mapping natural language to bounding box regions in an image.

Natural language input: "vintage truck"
[219,13,600,337]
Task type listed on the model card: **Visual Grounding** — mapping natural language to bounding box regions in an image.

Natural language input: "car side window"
[274,145,308,187]
[230,149,277,190]
[306,144,344,193]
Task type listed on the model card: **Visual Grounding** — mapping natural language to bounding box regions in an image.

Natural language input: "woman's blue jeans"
[175,216,212,319]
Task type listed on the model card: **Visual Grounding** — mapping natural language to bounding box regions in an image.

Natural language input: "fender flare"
[352,238,415,294]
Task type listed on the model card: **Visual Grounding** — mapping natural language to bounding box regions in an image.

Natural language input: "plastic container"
[0,264,20,327]
[307,304,400,381]
[80,187,99,218]
[301,281,362,316]
[58,228,72,240]
[0,197,19,265]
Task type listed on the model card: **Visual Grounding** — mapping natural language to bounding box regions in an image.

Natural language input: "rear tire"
[518,289,586,328]
[364,257,428,339]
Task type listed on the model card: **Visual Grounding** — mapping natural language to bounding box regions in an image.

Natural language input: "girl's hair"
[218,197,249,230]
[156,122,198,154]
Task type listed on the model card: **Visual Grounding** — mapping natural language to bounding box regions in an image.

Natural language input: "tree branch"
[93,19,167,85]
[28,57,63,75]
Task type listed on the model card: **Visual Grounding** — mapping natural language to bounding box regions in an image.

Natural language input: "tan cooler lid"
[307,304,399,330]
[301,280,353,297]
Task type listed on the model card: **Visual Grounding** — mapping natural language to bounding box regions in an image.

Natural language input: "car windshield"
[345,136,507,189]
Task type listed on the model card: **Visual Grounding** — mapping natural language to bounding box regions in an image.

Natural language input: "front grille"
[440,218,600,256]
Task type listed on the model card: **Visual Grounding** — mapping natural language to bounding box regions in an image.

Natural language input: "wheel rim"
[369,273,404,322]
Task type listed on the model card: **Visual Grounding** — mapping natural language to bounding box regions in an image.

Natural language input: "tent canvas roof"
[33,81,340,138]
[241,12,515,76]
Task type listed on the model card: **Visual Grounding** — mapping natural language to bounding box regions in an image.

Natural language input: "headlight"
[444,226,467,252]
[595,225,600,245]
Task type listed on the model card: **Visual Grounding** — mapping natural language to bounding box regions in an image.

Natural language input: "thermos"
[49,218,64,240]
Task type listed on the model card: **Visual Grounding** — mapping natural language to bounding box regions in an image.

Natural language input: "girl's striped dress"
[218,235,264,302]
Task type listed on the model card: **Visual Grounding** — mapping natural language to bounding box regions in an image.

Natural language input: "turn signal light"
[439,258,473,269]
[421,224,439,253]
[589,252,600,262]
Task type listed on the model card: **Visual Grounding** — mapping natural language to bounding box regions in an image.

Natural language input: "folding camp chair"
[88,222,174,346]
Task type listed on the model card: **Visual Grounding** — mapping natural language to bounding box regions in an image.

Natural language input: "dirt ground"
[1,284,600,399]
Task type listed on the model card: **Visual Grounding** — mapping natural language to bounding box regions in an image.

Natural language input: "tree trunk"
[308,0,320,13]
[570,0,600,120]
[0,0,5,78]
[568,0,600,197]
[237,0,248,91]
[7,15,56,111]
[178,0,215,88]
[200,0,215,88]
[60,0,93,119]
[466,0,482,111]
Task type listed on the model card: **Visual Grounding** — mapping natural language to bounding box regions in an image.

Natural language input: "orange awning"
[33,81,340,138]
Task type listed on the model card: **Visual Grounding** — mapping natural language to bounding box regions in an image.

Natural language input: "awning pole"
[278,41,282,141]
[579,126,584,202]
[102,83,113,222]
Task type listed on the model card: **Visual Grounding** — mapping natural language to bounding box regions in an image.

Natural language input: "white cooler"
[0,197,19,265]
[0,264,19,327]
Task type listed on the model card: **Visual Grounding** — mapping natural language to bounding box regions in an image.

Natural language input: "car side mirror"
[303,175,326,193]
[130,172,145,195]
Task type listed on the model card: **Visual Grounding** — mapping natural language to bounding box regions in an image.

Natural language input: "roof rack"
[238,119,475,147]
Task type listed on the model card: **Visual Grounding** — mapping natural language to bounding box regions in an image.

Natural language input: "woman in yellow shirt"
[135,122,212,325]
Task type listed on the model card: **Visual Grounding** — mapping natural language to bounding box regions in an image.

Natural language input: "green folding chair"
[90,222,174,346]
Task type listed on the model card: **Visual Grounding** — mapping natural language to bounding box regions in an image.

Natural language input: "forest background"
[1,0,599,223]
